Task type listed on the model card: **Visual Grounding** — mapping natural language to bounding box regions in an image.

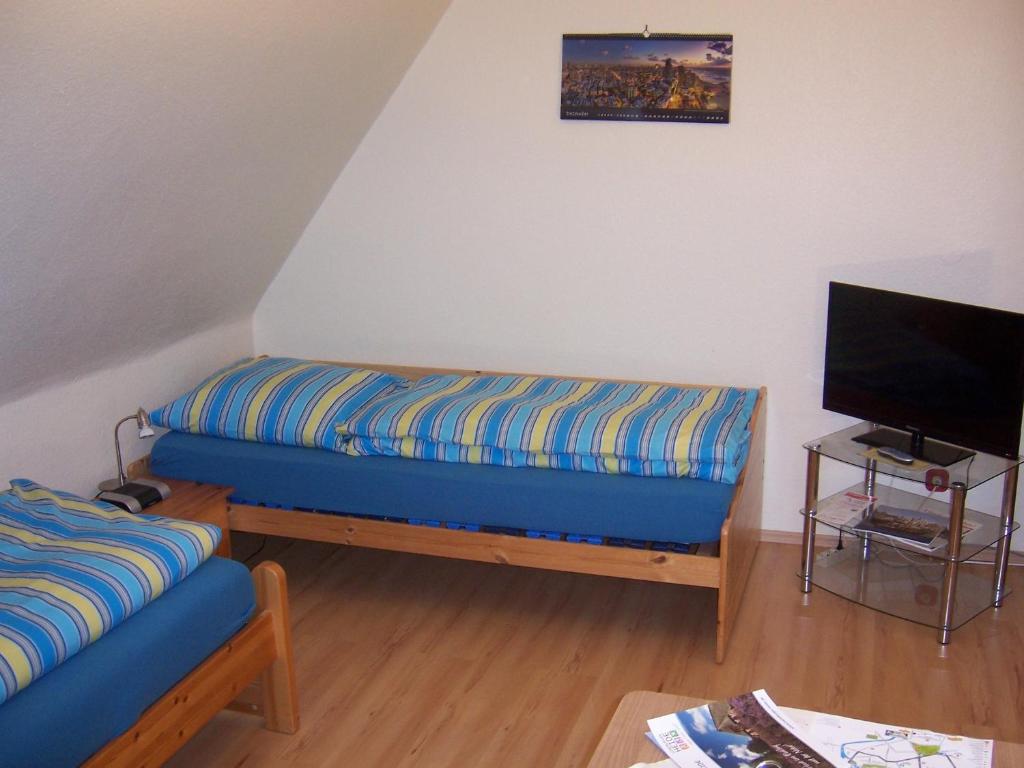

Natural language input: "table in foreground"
[585,690,1024,768]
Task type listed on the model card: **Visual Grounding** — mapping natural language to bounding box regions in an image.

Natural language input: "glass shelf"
[801,483,1019,563]
[807,545,1007,630]
[803,422,1023,491]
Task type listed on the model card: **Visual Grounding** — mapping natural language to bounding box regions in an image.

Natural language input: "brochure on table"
[646,689,992,768]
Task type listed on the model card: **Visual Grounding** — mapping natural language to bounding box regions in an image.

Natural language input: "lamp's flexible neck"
[113,414,138,487]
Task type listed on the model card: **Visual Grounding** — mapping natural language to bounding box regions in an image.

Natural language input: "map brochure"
[646,691,992,768]
[779,703,993,768]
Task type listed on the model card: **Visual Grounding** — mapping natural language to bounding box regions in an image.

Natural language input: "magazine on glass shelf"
[646,690,992,768]
[853,505,978,551]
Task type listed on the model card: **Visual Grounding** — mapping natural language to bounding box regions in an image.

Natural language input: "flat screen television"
[823,282,1024,464]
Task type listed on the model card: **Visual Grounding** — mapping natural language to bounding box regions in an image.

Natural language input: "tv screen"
[823,282,1024,460]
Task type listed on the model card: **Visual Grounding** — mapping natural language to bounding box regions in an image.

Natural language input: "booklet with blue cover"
[648,690,829,768]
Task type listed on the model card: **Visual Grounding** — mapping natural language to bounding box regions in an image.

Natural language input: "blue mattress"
[150,431,737,544]
[0,556,255,768]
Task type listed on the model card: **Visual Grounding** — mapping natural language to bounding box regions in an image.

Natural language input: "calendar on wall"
[560,33,732,124]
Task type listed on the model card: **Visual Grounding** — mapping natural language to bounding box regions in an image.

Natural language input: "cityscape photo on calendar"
[560,34,732,123]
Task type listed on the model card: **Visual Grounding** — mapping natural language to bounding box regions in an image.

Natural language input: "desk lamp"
[97,407,171,513]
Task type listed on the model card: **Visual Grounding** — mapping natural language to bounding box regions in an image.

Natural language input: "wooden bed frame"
[202,361,766,663]
[81,561,299,767]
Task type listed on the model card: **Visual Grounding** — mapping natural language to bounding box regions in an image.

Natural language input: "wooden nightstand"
[143,478,234,558]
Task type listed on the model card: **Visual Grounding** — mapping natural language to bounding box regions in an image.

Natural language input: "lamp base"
[96,477,172,514]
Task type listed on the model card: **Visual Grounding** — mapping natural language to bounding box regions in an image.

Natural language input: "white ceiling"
[0,0,451,405]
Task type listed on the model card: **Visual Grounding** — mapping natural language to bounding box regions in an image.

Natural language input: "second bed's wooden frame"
[216,362,765,663]
[82,561,299,767]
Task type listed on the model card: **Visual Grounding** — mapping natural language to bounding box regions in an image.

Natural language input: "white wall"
[256,0,1024,536]
[0,319,251,497]
[0,0,451,406]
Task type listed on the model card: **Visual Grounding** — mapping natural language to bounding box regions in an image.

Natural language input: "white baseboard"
[759,529,820,546]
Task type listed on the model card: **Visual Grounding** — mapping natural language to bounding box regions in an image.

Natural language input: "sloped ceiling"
[0,0,451,405]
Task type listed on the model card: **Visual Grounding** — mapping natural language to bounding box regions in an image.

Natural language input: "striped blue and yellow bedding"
[339,374,758,483]
[150,357,406,451]
[0,480,220,706]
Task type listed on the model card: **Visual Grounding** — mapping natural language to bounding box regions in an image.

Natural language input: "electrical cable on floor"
[243,535,269,567]
[874,544,944,580]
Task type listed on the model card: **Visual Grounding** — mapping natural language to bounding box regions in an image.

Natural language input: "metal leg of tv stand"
[993,465,1019,608]
[861,460,877,561]
[938,482,967,644]
[800,449,820,593]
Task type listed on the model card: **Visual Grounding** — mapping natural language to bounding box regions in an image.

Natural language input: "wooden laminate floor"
[169,536,1024,767]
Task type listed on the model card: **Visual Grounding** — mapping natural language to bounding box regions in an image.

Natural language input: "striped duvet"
[149,357,405,451]
[0,480,220,705]
[339,374,758,483]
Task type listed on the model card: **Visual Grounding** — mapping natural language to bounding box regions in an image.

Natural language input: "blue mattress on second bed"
[0,556,255,768]
[150,431,737,544]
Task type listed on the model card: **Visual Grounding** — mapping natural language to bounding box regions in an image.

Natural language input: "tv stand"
[852,426,974,467]
[799,421,1021,645]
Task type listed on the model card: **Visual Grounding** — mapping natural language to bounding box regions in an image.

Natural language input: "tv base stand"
[851,426,974,467]
[799,421,1020,645]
